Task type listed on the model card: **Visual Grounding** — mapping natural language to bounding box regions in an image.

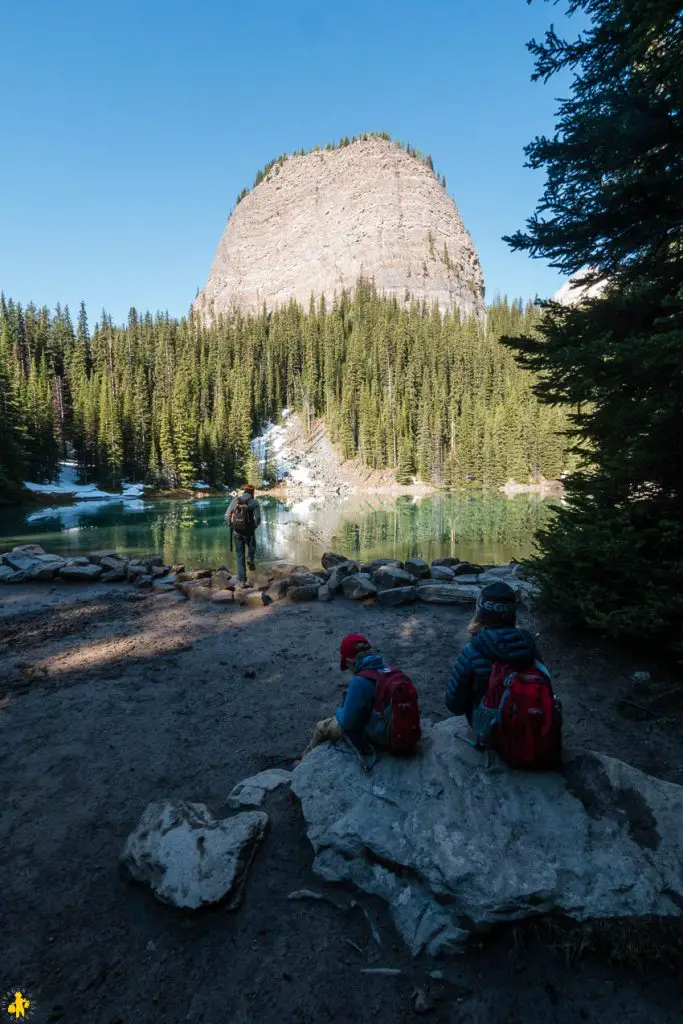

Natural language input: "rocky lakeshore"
[0,543,539,610]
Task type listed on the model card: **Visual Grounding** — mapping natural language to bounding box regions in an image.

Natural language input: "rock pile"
[0,544,540,608]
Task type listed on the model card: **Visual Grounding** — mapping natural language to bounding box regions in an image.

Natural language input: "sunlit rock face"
[195,138,485,320]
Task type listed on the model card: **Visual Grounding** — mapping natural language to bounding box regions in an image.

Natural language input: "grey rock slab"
[0,566,15,582]
[120,800,268,909]
[59,563,103,582]
[268,561,299,580]
[90,551,122,566]
[417,583,480,604]
[372,566,417,591]
[67,556,92,567]
[404,557,431,579]
[5,570,28,583]
[445,574,479,586]
[377,586,418,607]
[430,565,455,582]
[228,769,293,809]
[317,584,332,602]
[342,573,378,600]
[431,557,460,568]
[291,719,683,956]
[211,589,235,605]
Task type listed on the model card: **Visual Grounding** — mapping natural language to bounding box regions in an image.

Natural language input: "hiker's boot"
[247,561,256,571]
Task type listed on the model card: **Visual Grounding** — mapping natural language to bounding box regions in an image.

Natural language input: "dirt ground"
[0,581,681,1024]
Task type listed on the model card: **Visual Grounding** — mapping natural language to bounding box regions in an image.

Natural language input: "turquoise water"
[0,493,555,571]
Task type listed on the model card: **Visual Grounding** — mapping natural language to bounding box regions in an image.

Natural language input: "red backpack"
[474,661,562,769]
[357,667,422,753]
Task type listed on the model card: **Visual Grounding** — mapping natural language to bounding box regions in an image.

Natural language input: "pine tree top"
[234,133,445,209]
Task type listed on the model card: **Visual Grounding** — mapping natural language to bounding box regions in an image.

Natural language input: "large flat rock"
[120,800,268,909]
[291,720,683,956]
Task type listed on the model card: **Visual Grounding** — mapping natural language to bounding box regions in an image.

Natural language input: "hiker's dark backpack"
[230,498,254,536]
[358,667,421,753]
[473,660,562,769]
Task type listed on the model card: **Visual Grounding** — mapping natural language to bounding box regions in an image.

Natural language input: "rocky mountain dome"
[194,137,485,320]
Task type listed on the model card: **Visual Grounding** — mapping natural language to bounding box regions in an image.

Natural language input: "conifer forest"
[0,283,570,496]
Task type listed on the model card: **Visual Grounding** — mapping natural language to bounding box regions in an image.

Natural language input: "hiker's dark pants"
[235,532,256,581]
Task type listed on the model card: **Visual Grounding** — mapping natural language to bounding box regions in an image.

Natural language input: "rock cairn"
[0,544,539,608]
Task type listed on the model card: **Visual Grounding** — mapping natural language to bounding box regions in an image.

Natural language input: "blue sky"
[0,0,584,324]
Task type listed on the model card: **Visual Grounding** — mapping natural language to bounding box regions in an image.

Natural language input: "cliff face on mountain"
[195,137,485,320]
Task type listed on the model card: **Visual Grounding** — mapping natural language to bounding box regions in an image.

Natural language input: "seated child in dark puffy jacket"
[445,581,539,724]
[302,633,394,756]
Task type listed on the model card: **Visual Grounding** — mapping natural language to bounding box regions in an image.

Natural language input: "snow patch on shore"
[24,462,148,502]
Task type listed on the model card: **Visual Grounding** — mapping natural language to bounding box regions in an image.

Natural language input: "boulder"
[0,566,15,583]
[446,574,479,586]
[11,543,45,557]
[291,720,683,956]
[452,562,483,577]
[5,570,28,583]
[2,549,64,576]
[153,580,177,593]
[143,556,165,569]
[405,557,431,579]
[481,564,519,579]
[290,568,322,589]
[327,561,361,594]
[67,556,92,567]
[321,552,351,570]
[151,565,172,579]
[288,584,321,602]
[212,570,238,591]
[430,565,455,582]
[233,588,267,607]
[417,583,480,604]
[360,557,404,574]
[372,566,417,591]
[377,586,418,607]
[266,579,289,602]
[100,554,128,571]
[211,589,235,605]
[176,569,212,583]
[228,769,293,809]
[120,800,268,909]
[59,563,103,582]
[135,575,154,589]
[431,557,460,568]
[317,584,332,602]
[177,577,212,599]
[101,568,127,583]
[342,573,378,600]
[126,562,146,581]
[269,561,299,580]
[88,551,121,566]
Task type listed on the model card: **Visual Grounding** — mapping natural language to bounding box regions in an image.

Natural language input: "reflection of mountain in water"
[0,493,556,569]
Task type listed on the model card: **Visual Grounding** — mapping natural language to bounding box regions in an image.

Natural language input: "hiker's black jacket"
[445,627,538,723]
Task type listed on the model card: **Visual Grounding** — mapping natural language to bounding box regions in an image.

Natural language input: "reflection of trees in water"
[0,494,554,569]
[329,495,553,564]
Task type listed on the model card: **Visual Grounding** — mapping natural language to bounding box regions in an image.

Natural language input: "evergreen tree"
[503,0,683,648]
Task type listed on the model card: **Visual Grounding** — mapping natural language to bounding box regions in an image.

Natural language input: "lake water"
[0,493,555,571]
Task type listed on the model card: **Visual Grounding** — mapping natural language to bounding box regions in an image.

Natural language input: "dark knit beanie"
[475,582,516,627]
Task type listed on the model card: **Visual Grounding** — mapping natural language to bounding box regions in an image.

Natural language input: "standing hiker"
[225,484,261,586]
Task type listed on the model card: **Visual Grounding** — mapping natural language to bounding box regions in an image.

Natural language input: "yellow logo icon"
[1,991,34,1021]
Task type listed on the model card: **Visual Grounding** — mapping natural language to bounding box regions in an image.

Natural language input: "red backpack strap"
[357,667,398,708]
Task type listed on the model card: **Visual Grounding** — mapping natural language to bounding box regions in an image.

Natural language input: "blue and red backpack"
[472,660,562,769]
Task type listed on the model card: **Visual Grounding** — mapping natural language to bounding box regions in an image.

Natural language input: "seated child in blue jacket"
[302,633,392,756]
